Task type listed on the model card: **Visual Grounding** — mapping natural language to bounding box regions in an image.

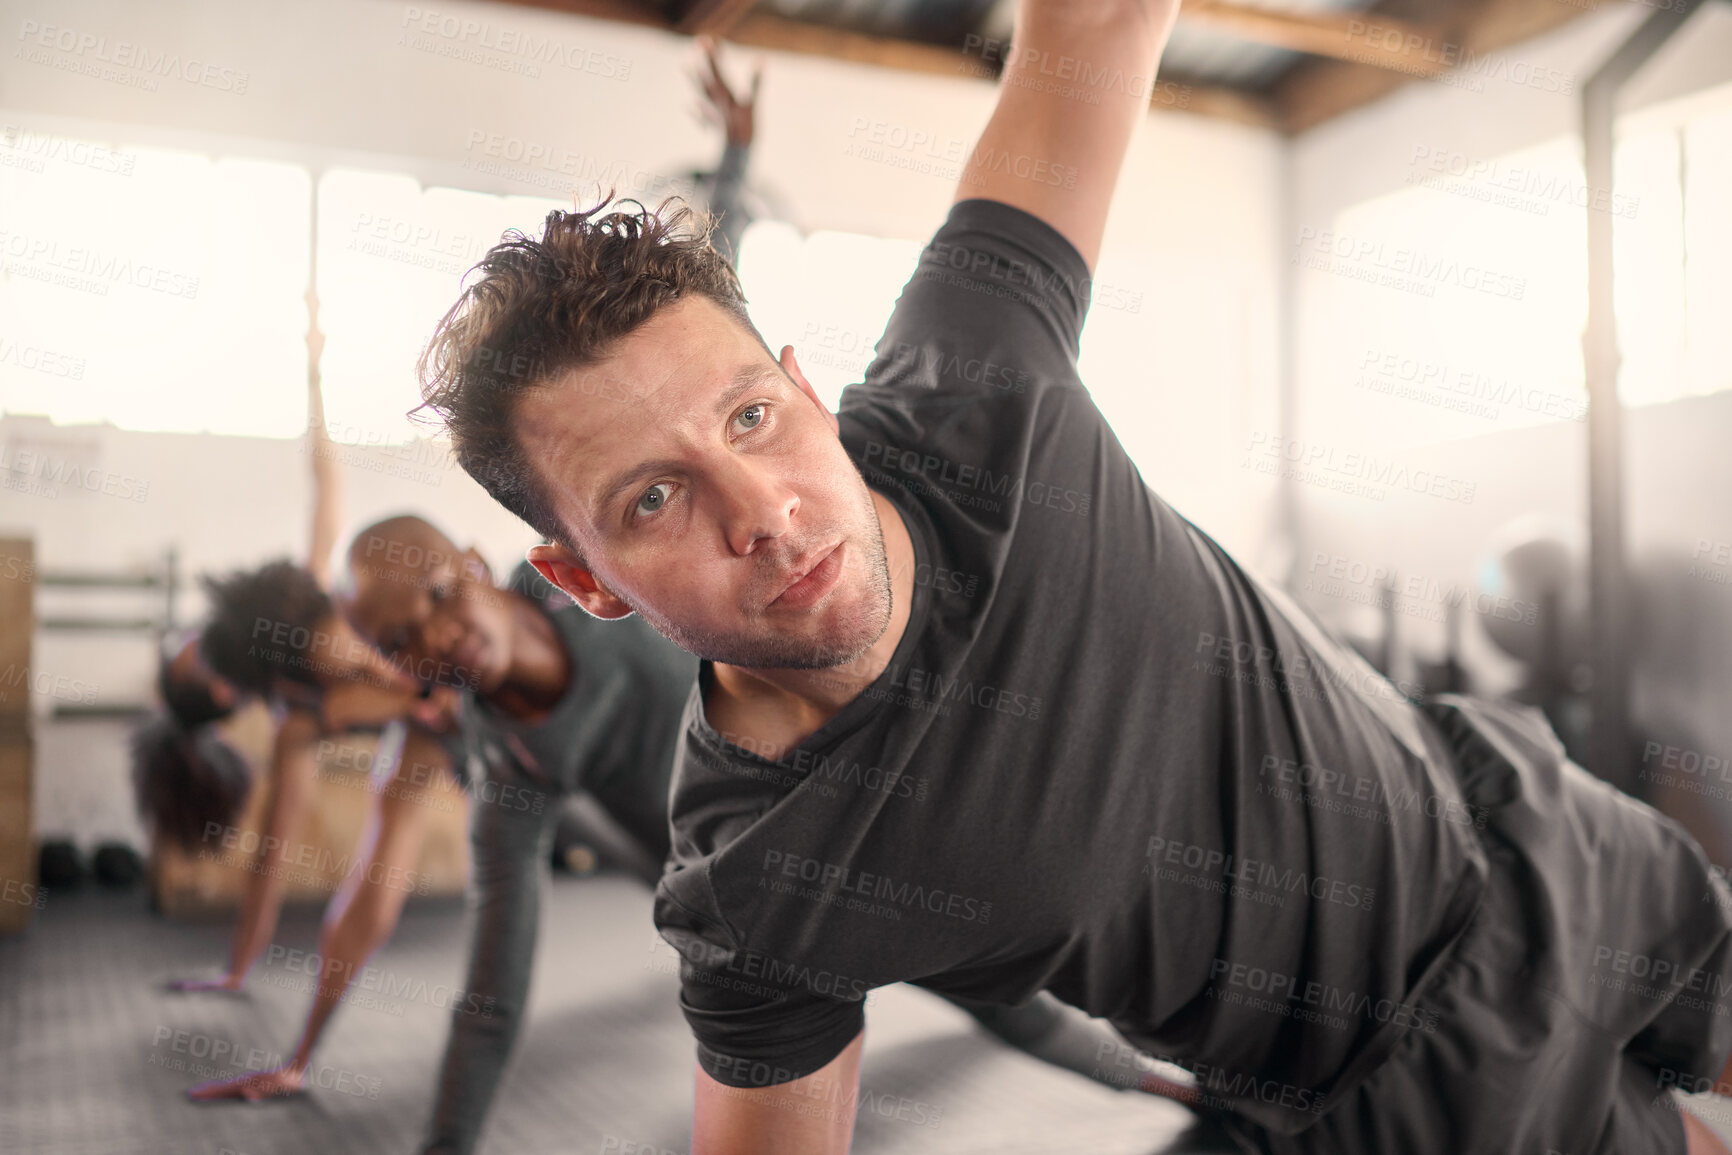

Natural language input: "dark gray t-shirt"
[652,199,1488,1134]
[462,563,698,859]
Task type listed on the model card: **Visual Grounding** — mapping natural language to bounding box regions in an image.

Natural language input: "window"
[1304,83,1732,452]
[737,220,923,412]
[314,169,563,446]
[1,136,310,437]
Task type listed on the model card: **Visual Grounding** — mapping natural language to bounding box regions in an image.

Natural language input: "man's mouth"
[770,543,845,611]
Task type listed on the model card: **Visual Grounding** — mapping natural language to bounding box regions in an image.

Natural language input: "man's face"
[518,295,892,670]
[345,543,514,693]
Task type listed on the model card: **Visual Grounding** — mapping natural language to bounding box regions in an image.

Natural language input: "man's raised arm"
[958,0,1181,273]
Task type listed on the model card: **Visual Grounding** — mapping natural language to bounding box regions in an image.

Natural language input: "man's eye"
[637,483,673,516]
[733,404,765,434]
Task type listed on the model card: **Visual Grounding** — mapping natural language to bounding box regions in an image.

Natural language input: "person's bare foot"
[187,1066,306,1102]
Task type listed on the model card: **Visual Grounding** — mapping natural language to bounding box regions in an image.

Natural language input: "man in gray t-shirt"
[414,3,1732,1149]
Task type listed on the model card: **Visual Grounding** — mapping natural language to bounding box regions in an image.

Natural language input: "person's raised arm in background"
[688,1,1181,1149]
[305,289,341,589]
[693,34,760,268]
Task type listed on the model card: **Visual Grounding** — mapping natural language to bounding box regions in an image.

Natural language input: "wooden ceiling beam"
[480,0,670,30]
[478,0,1291,130]
[723,10,972,76]
[675,0,760,37]
[1182,1,1452,77]
[724,11,1279,127]
[1274,0,1596,131]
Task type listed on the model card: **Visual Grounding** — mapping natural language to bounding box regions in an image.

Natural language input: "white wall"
[0,0,1286,847]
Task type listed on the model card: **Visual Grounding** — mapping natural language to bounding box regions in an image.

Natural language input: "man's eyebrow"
[713,362,785,417]
[592,362,786,516]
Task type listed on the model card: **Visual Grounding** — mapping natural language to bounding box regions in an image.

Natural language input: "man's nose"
[720,459,799,556]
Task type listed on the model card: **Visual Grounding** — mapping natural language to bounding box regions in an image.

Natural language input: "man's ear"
[780,345,838,437]
[527,542,635,621]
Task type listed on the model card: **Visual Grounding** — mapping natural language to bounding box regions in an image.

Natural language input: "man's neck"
[486,595,572,720]
[707,489,915,758]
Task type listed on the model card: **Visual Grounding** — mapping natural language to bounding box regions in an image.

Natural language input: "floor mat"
[0,877,1227,1155]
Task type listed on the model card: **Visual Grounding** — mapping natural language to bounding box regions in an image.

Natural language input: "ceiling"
[494,0,1597,131]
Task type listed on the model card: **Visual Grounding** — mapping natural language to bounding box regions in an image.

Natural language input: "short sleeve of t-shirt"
[679,957,866,1089]
[846,197,1092,418]
[656,850,868,1088]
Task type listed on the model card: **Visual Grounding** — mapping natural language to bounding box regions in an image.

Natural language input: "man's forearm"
[1015,0,1175,57]
[692,1031,864,1155]
[960,0,1180,270]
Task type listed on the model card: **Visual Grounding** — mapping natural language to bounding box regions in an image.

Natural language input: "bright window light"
[315,169,564,446]
[1,142,310,437]
[736,220,1247,535]
[1613,129,1687,408]
[1683,102,1732,403]
[737,221,923,412]
[1306,93,1732,453]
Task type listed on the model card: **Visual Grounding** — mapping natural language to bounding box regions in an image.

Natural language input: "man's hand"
[692,35,760,147]
[187,1065,306,1102]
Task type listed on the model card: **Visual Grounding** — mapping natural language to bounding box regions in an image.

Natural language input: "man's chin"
[627,556,894,673]
[675,606,890,673]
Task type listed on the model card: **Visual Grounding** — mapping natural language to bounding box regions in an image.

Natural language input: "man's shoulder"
[911,197,1093,330]
[840,198,1095,441]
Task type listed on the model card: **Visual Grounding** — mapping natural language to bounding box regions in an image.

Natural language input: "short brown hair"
[417,197,767,546]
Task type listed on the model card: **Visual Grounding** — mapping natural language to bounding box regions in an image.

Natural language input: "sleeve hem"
[695,1015,864,1089]
[945,196,1093,311]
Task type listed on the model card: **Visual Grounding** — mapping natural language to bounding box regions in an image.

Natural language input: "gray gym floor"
[0,875,1231,1155]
